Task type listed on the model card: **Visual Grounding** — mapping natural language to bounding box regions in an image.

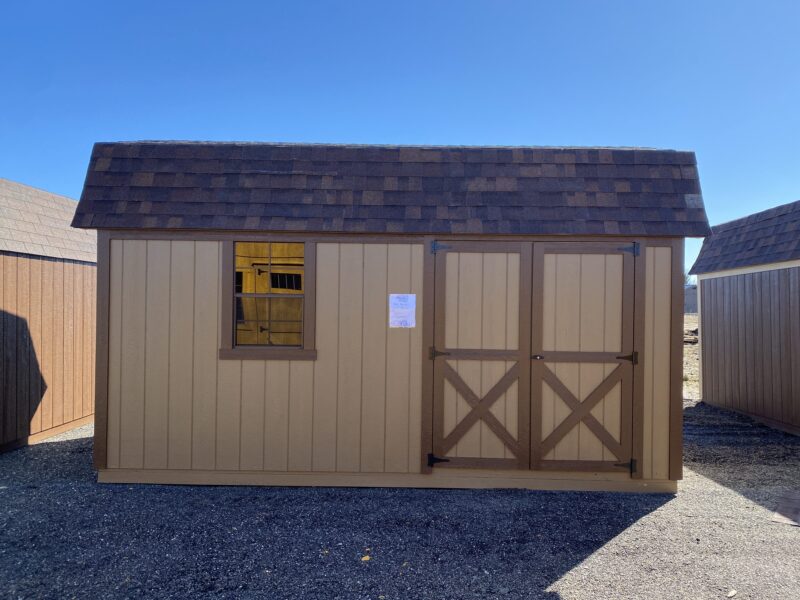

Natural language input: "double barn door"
[430,241,636,475]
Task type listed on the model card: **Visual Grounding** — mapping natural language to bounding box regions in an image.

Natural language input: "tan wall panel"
[482,253,510,459]
[336,244,364,472]
[193,242,220,470]
[143,241,170,469]
[216,360,241,470]
[385,245,415,472]
[264,361,290,471]
[360,244,388,472]
[287,361,314,470]
[119,241,147,468]
[103,240,425,475]
[106,243,123,467]
[407,244,424,473]
[312,243,339,472]
[240,361,266,471]
[454,253,482,458]
[552,254,580,460]
[167,242,195,469]
[642,247,672,479]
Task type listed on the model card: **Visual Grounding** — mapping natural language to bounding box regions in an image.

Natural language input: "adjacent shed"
[1,178,97,451]
[73,142,710,492]
[691,199,800,435]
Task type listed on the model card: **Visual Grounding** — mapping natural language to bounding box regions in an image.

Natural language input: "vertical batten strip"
[361,244,388,472]
[312,243,340,472]
[336,244,364,472]
[119,241,146,469]
[385,245,413,472]
[106,242,123,468]
[408,244,424,473]
[652,248,671,479]
[167,241,195,469]
[144,241,171,469]
[193,242,220,470]
[642,248,655,479]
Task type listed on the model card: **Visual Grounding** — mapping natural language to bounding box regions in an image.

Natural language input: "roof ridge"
[97,140,692,152]
[712,199,800,233]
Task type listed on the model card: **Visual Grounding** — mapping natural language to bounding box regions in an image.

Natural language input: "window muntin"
[234,242,304,346]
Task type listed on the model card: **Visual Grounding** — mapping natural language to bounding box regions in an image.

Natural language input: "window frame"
[219,240,317,360]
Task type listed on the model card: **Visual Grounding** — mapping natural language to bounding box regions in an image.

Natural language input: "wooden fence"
[1,252,96,451]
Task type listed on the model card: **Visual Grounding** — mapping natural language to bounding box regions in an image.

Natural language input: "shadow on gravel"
[683,401,800,520]
[0,433,671,599]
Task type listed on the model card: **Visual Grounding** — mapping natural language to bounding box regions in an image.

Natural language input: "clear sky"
[1,1,798,270]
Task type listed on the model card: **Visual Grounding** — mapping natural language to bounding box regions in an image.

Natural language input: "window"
[220,240,316,360]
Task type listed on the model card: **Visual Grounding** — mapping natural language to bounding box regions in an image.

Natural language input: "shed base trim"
[98,468,677,493]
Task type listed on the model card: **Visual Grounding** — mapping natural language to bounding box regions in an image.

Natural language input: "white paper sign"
[389,294,416,328]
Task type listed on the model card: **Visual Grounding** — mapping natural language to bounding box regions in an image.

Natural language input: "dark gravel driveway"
[1,402,799,599]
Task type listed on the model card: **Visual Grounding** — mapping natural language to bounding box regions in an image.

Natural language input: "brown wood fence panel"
[700,266,800,435]
[1,252,96,451]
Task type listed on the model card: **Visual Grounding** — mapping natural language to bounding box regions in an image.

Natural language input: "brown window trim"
[219,240,317,361]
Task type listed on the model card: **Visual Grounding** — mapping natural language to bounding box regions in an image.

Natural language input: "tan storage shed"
[1,178,96,452]
[691,200,800,436]
[73,142,709,493]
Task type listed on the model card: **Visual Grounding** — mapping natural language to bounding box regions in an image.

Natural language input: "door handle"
[531,354,545,360]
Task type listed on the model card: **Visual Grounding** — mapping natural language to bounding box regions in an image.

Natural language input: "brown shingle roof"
[0,178,96,263]
[690,199,800,274]
[72,141,710,237]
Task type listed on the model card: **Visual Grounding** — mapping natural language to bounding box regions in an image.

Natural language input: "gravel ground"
[1,335,798,599]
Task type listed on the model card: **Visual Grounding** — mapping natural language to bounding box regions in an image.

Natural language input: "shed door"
[430,242,532,469]
[531,243,635,473]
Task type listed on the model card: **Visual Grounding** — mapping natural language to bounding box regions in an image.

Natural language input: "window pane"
[270,297,303,346]
[269,242,304,294]
[235,296,303,347]
[235,297,270,345]
[271,242,304,266]
[235,242,269,293]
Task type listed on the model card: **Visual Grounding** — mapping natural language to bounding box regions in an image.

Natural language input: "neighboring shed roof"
[690,199,800,274]
[72,141,710,237]
[0,178,96,263]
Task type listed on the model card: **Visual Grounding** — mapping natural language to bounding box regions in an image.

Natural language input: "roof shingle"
[1,178,96,263]
[690,199,800,274]
[72,141,710,237]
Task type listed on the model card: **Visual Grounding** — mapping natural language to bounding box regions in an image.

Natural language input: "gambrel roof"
[690,199,800,274]
[0,178,96,263]
[72,141,709,237]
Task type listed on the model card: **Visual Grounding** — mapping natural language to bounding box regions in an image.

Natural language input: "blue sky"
[1,1,798,270]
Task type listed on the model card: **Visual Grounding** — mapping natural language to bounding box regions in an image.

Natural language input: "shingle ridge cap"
[95,140,692,153]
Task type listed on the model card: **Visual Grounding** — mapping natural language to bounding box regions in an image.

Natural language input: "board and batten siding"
[105,240,424,473]
[698,264,800,435]
[1,252,96,451]
[642,246,673,480]
[101,237,680,489]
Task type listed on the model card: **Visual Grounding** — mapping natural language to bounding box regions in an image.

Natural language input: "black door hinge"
[427,453,451,467]
[429,346,451,360]
[618,242,640,256]
[614,458,637,474]
[616,351,639,365]
[431,241,452,254]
